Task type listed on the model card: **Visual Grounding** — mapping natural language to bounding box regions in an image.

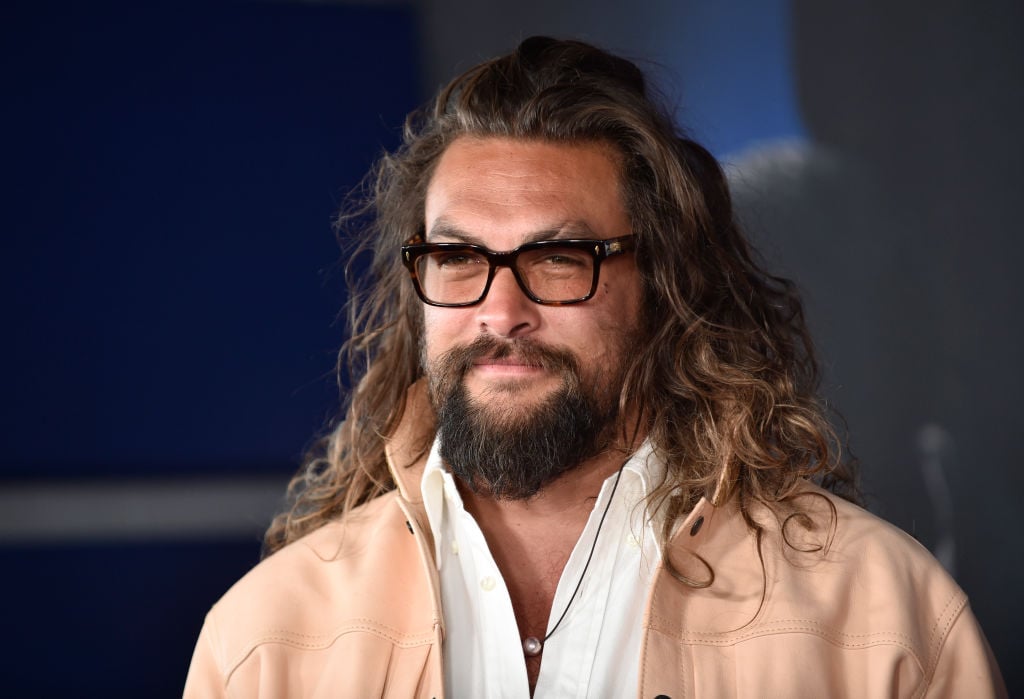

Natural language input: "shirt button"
[480,576,496,591]
[451,540,460,555]
[628,533,641,548]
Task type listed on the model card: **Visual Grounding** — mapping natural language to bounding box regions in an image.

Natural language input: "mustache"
[427,335,581,407]
[438,335,579,377]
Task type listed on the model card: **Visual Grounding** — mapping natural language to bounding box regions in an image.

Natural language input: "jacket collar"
[384,379,436,505]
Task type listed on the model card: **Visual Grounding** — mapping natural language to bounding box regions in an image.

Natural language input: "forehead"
[424,137,628,246]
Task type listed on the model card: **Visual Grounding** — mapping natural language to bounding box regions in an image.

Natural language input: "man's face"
[421,136,643,498]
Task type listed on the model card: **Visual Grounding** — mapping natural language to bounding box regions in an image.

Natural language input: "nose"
[474,267,541,338]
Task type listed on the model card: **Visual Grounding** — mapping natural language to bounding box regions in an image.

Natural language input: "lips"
[472,355,544,368]
[470,354,547,380]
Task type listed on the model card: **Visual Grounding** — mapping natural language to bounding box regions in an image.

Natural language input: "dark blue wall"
[4,1,417,478]
[2,2,418,694]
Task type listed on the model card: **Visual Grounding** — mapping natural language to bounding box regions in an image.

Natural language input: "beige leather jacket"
[184,387,1005,698]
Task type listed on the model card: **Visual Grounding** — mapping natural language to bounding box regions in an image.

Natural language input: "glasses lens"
[517,245,596,302]
[415,250,490,304]
[412,243,598,304]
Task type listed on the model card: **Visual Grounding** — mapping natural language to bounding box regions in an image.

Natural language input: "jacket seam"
[236,622,435,646]
[915,589,968,699]
[223,624,436,688]
[647,617,927,656]
[925,588,967,665]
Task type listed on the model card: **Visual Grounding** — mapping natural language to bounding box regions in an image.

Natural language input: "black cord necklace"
[522,463,626,657]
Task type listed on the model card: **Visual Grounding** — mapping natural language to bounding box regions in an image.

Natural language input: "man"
[185,37,1005,697]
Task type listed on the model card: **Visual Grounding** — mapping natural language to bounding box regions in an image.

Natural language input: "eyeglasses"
[401,234,636,307]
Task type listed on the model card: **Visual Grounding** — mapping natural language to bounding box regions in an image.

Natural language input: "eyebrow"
[425,219,598,246]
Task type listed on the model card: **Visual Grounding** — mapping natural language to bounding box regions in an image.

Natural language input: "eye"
[431,251,485,268]
[534,248,590,267]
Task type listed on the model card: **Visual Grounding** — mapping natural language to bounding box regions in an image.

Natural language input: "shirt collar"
[420,438,667,566]
[421,439,450,564]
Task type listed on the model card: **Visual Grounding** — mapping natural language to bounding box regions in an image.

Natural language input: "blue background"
[3,2,417,693]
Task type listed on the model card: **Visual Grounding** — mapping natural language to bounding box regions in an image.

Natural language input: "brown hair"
[263,36,857,557]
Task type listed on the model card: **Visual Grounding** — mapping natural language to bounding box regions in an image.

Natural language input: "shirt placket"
[453,489,531,698]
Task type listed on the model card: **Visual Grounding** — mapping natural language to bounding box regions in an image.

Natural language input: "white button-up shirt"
[421,439,664,698]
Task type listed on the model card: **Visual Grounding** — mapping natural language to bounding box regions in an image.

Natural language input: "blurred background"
[3,0,1021,695]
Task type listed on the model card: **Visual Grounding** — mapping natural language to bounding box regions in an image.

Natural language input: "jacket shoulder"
[200,491,437,680]
[766,485,968,644]
[643,485,1005,696]
[762,486,999,690]
[645,483,1004,696]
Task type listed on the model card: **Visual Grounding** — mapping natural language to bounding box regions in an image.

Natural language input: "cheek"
[421,321,443,365]
[595,272,642,327]
[593,290,643,356]
[422,307,470,361]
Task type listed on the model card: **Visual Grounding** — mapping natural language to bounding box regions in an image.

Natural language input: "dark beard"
[427,335,621,500]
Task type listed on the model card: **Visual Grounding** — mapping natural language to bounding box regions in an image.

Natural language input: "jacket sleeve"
[925,603,1007,699]
[183,615,228,699]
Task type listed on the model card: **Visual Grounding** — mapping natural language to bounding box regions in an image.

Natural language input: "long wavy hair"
[263,36,858,558]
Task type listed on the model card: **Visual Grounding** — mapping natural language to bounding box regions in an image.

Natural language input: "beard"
[425,334,626,500]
